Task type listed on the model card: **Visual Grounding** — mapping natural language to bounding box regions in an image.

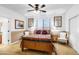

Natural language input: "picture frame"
[54,16,62,27]
[15,19,24,29]
[28,18,34,28]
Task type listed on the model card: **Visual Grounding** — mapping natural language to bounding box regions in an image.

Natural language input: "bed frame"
[20,36,57,55]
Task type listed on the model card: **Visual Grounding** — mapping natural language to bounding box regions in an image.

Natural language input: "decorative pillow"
[35,30,41,34]
[42,30,47,34]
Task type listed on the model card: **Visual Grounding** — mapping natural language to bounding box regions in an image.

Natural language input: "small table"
[51,34,59,42]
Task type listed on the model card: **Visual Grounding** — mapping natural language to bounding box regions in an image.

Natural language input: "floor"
[0,41,78,55]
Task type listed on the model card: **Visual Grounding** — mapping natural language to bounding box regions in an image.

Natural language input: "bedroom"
[0,4,79,55]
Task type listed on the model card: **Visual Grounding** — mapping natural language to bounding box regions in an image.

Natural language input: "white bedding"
[23,34,51,39]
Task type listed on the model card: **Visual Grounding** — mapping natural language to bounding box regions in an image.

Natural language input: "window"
[36,19,50,29]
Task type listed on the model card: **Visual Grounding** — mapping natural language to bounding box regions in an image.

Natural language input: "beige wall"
[11,31,24,43]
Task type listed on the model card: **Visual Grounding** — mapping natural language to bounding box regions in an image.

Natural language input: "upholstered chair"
[58,31,68,44]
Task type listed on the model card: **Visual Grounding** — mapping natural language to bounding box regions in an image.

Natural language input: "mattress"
[22,34,51,42]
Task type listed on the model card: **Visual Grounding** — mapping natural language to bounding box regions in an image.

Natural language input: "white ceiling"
[0,4,74,16]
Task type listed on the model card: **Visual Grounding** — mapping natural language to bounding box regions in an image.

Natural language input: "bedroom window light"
[33,11,40,14]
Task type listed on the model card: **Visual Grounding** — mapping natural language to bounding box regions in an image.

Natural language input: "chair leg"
[22,47,24,51]
[52,45,57,55]
[66,40,69,45]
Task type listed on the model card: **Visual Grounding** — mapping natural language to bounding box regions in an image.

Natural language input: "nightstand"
[51,34,59,42]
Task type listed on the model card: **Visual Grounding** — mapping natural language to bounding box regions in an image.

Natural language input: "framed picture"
[54,16,62,27]
[15,19,24,29]
[28,18,34,28]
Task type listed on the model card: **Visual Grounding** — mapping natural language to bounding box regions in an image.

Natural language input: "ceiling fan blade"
[27,10,34,12]
[28,4,34,8]
[41,4,45,8]
[40,10,46,12]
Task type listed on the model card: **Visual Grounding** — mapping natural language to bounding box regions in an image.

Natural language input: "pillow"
[24,32,29,36]
[42,30,47,34]
[35,30,41,34]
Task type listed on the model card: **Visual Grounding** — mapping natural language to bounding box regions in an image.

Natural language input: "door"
[70,16,79,53]
[0,34,2,44]
[0,17,10,45]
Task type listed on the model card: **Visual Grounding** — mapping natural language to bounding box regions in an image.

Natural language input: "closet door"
[70,16,79,52]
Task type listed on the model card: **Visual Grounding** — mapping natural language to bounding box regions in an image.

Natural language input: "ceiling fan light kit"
[28,4,46,13]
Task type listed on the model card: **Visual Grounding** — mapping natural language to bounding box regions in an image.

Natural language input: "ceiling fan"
[27,4,46,13]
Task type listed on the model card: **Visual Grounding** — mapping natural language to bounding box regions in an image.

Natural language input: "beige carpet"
[54,43,78,55]
[0,41,78,55]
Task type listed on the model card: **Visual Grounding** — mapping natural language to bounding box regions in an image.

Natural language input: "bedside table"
[51,34,59,42]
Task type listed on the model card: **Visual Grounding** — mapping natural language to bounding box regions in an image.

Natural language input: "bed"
[20,30,57,54]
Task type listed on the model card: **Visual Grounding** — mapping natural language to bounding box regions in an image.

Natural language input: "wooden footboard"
[20,38,56,54]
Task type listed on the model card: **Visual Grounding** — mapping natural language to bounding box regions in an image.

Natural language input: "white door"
[70,16,79,53]
[0,17,10,45]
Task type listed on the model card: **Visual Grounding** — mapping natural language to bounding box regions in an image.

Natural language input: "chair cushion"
[59,32,66,39]
[58,31,68,43]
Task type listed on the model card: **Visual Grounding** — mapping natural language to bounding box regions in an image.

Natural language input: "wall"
[0,6,26,44]
[65,5,79,53]
[50,14,66,31]
[0,6,26,31]
[26,12,66,31]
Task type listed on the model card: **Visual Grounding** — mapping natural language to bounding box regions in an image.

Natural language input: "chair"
[58,31,68,44]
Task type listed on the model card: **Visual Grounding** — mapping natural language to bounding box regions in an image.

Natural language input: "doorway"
[0,17,10,45]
